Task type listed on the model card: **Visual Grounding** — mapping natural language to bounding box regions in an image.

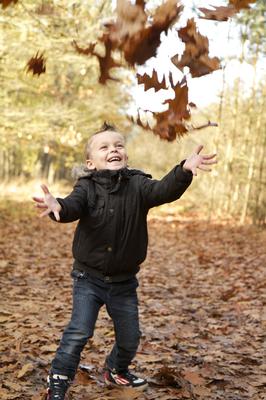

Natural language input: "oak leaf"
[136,69,167,92]
[73,38,120,84]
[26,52,46,76]
[0,0,18,8]
[153,0,183,30]
[229,0,256,10]
[116,0,147,40]
[121,0,183,65]
[199,5,237,21]
[135,0,146,10]
[72,40,97,56]
[174,19,221,78]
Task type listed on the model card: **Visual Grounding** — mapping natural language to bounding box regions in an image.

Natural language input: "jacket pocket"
[88,196,105,228]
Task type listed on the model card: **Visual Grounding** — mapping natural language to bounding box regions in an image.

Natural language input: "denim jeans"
[51,272,140,379]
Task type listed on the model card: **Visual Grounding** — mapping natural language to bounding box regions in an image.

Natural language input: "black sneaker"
[46,374,72,400]
[104,368,148,391]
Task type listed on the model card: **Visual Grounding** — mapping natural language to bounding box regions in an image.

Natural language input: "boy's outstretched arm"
[140,144,217,209]
[33,184,62,221]
[183,145,217,176]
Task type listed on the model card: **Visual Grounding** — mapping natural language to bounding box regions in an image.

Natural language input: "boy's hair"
[85,121,117,159]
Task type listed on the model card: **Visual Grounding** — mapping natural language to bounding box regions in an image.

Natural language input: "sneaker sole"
[104,377,148,391]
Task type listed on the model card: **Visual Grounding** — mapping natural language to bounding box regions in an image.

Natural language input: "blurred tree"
[0,0,132,180]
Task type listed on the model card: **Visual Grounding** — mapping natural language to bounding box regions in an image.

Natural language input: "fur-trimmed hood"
[71,164,152,181]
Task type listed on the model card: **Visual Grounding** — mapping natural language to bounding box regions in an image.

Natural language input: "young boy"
[33,122,216,400]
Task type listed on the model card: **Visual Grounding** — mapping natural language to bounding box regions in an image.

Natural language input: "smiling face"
[86,130,128,171]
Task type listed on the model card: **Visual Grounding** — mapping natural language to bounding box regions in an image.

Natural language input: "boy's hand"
[32,184,61,221]
[183,145,217,176]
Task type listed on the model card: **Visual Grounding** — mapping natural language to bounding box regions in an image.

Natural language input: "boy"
[33,122,216,400]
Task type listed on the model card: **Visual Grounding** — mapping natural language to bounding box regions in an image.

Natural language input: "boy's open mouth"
[108,156,122,163]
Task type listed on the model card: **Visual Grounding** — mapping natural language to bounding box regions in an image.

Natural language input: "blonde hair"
[85,122,117,159]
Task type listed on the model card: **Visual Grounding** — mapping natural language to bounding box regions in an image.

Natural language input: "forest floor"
[0,199,265,400]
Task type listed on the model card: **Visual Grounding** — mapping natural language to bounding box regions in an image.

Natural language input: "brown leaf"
[182,370,206,385]
[72,40,97,56]
[199,5,237,21]
[174,19,221,78]
[26,52,46,76]
[128,110,151,131]
[40,343,58,353]
[123,1,183,66]
[163,76,190,121]
[152,366,196,399]
[153,0,183,30]
[97,36,121,84]
[102,0,183,67]
[229,0,256,10]
[109,387,141,400]
[2,381,22,391]
[122,25,162,65]
[136,69,167,92]
[73,38,120,84]
[151,75,190,140]
[116,0,147,40]
[135,0,146,10]
[17,363,34,379]
[0,0,18,9]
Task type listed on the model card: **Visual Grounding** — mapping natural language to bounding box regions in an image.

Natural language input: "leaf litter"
[0,201,265,399]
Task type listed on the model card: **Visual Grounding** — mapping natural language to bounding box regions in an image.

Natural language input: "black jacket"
[52,164,192,282]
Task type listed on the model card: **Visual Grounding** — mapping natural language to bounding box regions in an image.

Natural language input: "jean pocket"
[71,269,85,281]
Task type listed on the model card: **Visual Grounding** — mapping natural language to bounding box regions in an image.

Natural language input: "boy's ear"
[86,159,95,170]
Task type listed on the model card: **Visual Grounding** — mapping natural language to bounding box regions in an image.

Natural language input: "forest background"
[1,2,265,399]
[0,0,265,225]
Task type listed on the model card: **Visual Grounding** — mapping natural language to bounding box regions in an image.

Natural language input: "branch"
[189,120,218,131]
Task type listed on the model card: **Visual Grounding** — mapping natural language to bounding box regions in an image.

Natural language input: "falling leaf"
[97,36,121,84]
[173,19,221,78]
[136,70,167,92]
[229,0,256,10]
[128,111,151,131]
[73,38,120,84]
[26,52,46,76]
[199,5,237,21]
[122,1,183,66]
[135,0,146,10]
[152,0,183,30]
[163,76,190,121]
[72,40,97,56]
[116,0,148,40]
[17,363,34,379]
[0,0,18,9]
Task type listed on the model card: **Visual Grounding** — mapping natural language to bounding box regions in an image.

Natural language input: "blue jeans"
[51,272,140,379]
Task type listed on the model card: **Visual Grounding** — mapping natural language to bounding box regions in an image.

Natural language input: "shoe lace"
[123,371,137,381]
[49,376,71,399]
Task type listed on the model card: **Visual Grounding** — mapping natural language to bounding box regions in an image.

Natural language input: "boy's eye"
[100,145,107,150]
[116,144,124,148]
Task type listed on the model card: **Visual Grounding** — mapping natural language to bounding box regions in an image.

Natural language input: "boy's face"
[86,131,128,170]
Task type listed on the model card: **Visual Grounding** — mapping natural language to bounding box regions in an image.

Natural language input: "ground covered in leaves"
[0,201,265,400]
